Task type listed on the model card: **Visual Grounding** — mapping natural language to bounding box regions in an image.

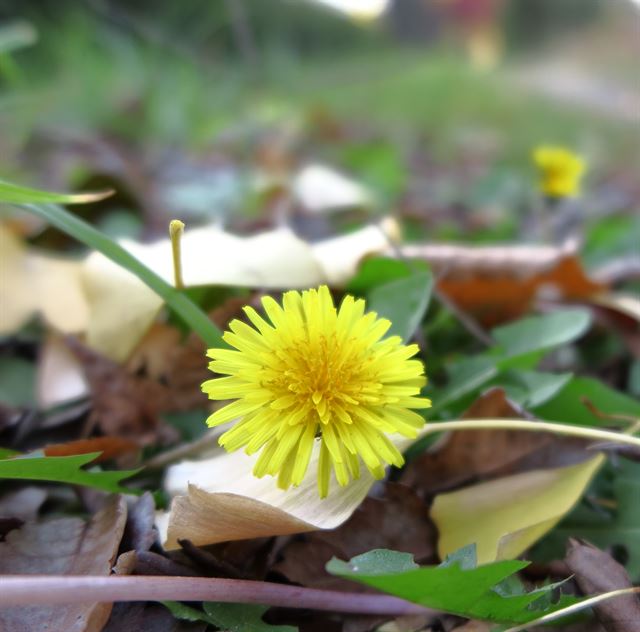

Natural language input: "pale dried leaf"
[37,334,89,408]
[431,455,604,564]
[292,163,372,213]
[159,431,417,550]
[0,226,88,335]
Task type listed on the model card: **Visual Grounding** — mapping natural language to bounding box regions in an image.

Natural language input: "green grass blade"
[20,202,223,348]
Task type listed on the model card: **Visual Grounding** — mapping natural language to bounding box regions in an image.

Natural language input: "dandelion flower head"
[533,145,585,198]
[202,286,431,498]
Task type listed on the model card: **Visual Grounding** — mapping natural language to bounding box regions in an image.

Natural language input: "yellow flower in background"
[533,146,586,198]
[202,286,430,498]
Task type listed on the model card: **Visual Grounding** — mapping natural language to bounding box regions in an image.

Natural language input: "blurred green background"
[1,0,638,246]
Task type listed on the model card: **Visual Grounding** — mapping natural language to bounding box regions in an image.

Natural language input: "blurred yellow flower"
[533,146,586,198]
[202,286,430,498]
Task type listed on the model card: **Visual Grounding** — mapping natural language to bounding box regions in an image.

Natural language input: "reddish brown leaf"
[43,436,139,462]
[403,243,606,325]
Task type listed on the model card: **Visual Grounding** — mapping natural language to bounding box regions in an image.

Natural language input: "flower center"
[267,335,379,424]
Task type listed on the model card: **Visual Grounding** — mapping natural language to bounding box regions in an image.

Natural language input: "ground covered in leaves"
[1,3,640,632]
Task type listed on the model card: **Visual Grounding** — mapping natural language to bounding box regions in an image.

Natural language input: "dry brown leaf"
[68,330,210,445]
[565,539,640,632]
[274,483,436,591]
[402,242,606,325]
[0,495,127,632]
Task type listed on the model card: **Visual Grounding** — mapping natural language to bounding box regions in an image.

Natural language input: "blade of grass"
[0,179,113,204]
[19,202,223,348]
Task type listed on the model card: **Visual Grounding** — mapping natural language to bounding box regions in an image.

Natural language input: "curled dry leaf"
[159,430,423,550]
[0,495,127,632]
[565,539,640,632]
[158,444,379,550]
[431,454,604,565]
[402,241,606,326]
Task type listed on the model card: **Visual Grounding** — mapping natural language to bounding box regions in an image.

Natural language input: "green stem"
[424,419,640,449]
[24,203,223,348]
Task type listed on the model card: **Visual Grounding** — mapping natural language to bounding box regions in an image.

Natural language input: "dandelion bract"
[202,286,431,497]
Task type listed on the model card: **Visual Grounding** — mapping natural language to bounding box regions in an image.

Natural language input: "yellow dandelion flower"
[202,286,431,498]
[533,145,586,198]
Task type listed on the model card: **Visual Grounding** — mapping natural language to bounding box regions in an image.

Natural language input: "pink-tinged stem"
[0,575,432,617]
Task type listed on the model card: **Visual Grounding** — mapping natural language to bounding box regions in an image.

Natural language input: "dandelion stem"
[169,219,185,290]
[423,419,640,449]
[0,575,432,616]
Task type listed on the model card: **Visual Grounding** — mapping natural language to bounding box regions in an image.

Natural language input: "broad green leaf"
[327,548,572,624]
[432,310,592,415]
[434,355,498,411]
[534,377,640,426]
[534,460,640,581]
[0,452,140,494]
[0,179,112,205]
[164,600,297,632]
[346,257,413,295]
[368,269,433,341]
[492,309,591,359]
[431,455,603,565]
[0,356,35,407]
[500,370,573,409]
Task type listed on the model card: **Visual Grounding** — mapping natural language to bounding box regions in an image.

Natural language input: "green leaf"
[368,269,433,342]
[164,600,297,632]
[0,452,140,494]
[0,356,35,407]
[0,179,112,205]
[346,257,413,295]
[535,460,640,581]
[327,549,418,576]
[432,310,592,415]
[533,377,640,426]
[327,548,572,624]
[492,309,591,360]
[500,370,573,408]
